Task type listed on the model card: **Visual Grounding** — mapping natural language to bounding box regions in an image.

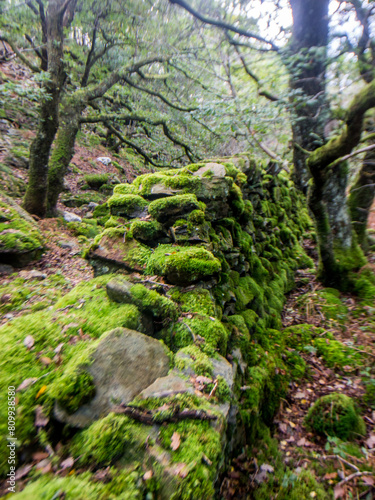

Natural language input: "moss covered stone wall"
[1,156,314,499]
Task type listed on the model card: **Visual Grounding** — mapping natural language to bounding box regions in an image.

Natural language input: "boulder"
[54,328,170,427]
[0,192,44,267]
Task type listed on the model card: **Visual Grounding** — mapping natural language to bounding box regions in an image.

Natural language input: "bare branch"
[168,0,278,51]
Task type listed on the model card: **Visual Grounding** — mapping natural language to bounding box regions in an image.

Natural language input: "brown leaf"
[324,472,338,480]
[362,476,375,486]
[174,463,189,478]
[15,464,33,480]
[260,463,274,473]
[32,451,49,461]
[365,434,375,449]
[35,405,49,427]
[60,457,74,469]
[143,470,153,481]
[279,422,287,434]
[334,484,346,499]
[54,343,64,354]
[17,378,37,391]
[24,335,35,349]
[39,356,52,366]
[171,432,181,451]
[294,391,306,399]
[35,458,51,471]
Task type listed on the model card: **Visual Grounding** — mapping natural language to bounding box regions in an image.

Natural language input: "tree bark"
[288,0,330,192]
[348,140,375,251]
[22,0,70,217]
[46,98,84,216]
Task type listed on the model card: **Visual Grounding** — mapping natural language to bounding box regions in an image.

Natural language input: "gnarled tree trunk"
[22,0,73,217]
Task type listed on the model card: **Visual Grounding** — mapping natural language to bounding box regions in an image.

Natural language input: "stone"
[211,355,236,391]
[89,236,151,275]
[149,183,183,199]
[193,162,226,178]
[87,202,99,210]
[140,373,194,399]
[96,157,112,166]
[0,264,14,274]
[59,240,79,250]
[19,270,46,281]
[54,328,170,427]
[63,211,82,223]
[0,191,44,267]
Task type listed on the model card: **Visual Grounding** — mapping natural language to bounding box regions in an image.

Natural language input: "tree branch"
[122,75,198,112]
[0,36,41,72]
[168,0,278,51]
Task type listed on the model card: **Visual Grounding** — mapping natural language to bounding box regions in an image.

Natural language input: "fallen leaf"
[17,378,37,391]
[143,470,153,481]
[288,421,296,428]
[260,463,274,473]
[15,464,33,480]
[35,458,51,471]
[36,385,47,399]
[39,356,52,366]
[174,463,189,478]
[60,457,74,469]
[32,451,49,461]
[54,343,64,354]
[279,422,287,434]
[294,391,306,399]
[35,405,49,427]
[362,476,375,486]
[324,472,338,480]
[310,492,317,498]
[24,335,35,349]
[171,432,181,451]
[365,434,375,449]
[334,484,346,499]
[195,376,212,385]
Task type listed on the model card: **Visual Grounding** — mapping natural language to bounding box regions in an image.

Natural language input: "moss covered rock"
[305,393,366,440]
[0,191,44,266]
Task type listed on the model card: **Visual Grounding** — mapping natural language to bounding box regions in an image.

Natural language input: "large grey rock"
[63,211,82,223]
[54,328,170,427]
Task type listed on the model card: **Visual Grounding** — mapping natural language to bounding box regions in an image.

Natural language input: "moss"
[148,194,201,224]
[113,183,137,195]
[93,202,109,218]
[62,192,105,208]
[234,276,262,311]
[108,194,148,217]
[0,276,145,475]
[159,420,221,500]
[364,379,375,408]
[84,173,110,190]
[172,315,228,355]
[171,288,216,317]
[129,283,178,321]
[71,413,146,466]
[313,337,362,368]
[67,220,100,239]
[177,344,214,376]
[241,309,260,333]
[127,219,164,245]
[188,209,205,225]
[282,324,324,350]
[305,393,366,440]
[147,245,221,286]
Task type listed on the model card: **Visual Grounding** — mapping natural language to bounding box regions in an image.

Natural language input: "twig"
[336,471,373,487]
[113,405,217,424]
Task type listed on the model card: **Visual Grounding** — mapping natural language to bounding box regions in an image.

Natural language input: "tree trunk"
[288,0,330,192]
[46,99,83,216]
[348,145,375,251]
[22,0,70,217]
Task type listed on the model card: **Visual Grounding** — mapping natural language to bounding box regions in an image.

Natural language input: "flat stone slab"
[140,373,194,399]
[54,328,170,427]
[193,163,226,178]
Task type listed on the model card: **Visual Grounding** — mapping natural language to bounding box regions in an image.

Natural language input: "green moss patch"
[305,393,366,440]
